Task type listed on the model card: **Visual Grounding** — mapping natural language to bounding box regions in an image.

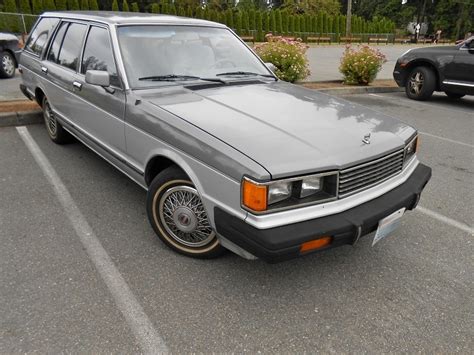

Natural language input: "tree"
[225,8,233,29]
[151,2,159,13]
[195,6,203,19]
[242,10,250,34]
[56,0,67,10]
[89,0,98,10]
[111,0,118,11]
[256,10,263,41]
[186,6,193,18]
[288,14,295,33]
[131,2,139,11]
[234,11,242,34]
[178,6,185,16]
[122,0,129,11]
[20,0,32,13]
[4,0,20,32]
[275,10,282,34]
[80,0,89,10]
[43,0,56,11]
[269,10,276,33]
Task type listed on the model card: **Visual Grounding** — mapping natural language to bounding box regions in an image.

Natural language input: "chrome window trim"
[110,24,130,90]
[245,157,420,229]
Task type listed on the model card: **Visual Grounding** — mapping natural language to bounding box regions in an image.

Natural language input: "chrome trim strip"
[109,24,130,91]
[244,157,420,229]
[442,80,474,88]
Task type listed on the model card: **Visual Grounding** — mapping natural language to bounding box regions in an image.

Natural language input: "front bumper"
[215,163,431,263]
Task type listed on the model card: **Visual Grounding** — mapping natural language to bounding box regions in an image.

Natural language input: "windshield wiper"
[138,74,225,83]
[216,71,276,79]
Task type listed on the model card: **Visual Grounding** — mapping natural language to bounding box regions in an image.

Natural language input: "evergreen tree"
[274,10,281,34]
[322,12,328,34]
[4,0,20,32]
[299,15,305,33]
[249,8,255,32]
[32,0,44,14]
[242,10,249,35]
[269,11,276,33]
[178,6,185,16]
[210,9,218,22]
[151,3,159,13]
[281,10,288,34]
[234,11,242,34]
[339,15,345,35]
[311,15,317,33]
[131,2,139,12]
[111,0,118,11]
[288,14,294,33]
[195,6,203,19]
[20,0,32,13]
[256,10,263,41]
[262,11,268,34]
[317,12,323,34]
[305,14,311,34]
[328,17,333,34]
[80,0,89,10]
[43,0,56,11]
[186,7,193,18]
[56,0,67,10]
[225,8,233,29]
[122,0,129,11]
[161,3,169,14]
[168,4,176,15]
[294,15,300,33]
[218,12,225,25]
[89,0,98,10]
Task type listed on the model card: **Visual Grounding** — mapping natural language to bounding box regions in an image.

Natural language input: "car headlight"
[242,172,338,213]
[404,135,419,162]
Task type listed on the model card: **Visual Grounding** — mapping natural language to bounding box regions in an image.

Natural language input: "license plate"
[372,208,406,246]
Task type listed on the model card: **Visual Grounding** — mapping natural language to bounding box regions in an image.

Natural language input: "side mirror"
[85,70,110,87]
[265,62,277,73]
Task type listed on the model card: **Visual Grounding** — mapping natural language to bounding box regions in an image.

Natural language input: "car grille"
[338,150,405,197]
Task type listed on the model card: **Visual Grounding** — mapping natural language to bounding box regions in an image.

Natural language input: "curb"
[314,86,403,95]
[0,110,42,128]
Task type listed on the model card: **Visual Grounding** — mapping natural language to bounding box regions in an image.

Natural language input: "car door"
[41,21,88,127]
[443,38,474,89]
[73,24,126,153]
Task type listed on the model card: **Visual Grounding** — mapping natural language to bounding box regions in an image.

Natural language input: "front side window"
[117,25,272,88]
[47,22,68,63]
[25,17,59,56]
[57,23,87,71]
[81,26,120,86]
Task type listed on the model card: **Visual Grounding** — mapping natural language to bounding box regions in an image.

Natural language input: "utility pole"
[346,0,352,36]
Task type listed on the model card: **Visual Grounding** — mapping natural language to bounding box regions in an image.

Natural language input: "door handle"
[41,66,48,74]
[72,81,82,91]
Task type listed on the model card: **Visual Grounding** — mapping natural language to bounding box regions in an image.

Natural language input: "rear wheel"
[405,66,436,101]
[146,166,225,259]
[42,96,72,144]
[0,51,16,78]
[445,91,465,99]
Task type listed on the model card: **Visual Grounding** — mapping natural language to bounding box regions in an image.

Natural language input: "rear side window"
[81,26,120,86]
[25,17,59,56]
[57,23,87,71]
[47,22,68,63]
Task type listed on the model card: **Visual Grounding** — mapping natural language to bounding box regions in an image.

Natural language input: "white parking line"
[416,205,473,235]
[16,126,169,354]
[419,132,474,148]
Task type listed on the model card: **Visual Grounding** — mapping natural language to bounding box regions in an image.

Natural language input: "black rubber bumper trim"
[215,163,431,263]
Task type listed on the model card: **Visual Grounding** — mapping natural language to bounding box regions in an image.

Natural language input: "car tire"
[445,91,465,99]
[146,166,225,259]
[405,66,436,101]
[42,96,72,144]
[0,51,16,78]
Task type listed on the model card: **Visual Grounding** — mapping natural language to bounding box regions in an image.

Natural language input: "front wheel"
[146,166,225,259]
[445,91,465,99]
[405,66,436,101]
[0,51,16,78]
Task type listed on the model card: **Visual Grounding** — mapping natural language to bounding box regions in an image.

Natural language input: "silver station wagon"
[19,12,431,262]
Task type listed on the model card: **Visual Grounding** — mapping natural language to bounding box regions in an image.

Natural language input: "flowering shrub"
[339,45,387,85]
[254,34,310,83]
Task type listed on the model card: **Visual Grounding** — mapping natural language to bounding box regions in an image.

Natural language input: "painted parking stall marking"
[16,126,169,355]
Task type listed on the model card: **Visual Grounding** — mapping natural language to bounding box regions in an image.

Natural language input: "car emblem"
[362,133,371,144]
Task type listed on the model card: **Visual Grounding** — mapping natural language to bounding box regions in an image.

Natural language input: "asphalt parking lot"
[1,92,473,353]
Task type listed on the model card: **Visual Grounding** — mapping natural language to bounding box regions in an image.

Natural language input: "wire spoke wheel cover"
[158,185,215,248]
[43,99,57,137]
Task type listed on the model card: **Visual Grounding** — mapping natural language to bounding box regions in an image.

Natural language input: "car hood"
[140,81,414,178]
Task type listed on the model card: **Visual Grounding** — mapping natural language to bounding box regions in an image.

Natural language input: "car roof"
[41,11,226,28]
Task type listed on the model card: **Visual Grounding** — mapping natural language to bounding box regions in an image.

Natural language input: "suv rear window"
[25,17,59,56]
[56,23,87,71]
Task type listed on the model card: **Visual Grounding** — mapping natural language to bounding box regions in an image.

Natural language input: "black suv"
[393,36,474,100]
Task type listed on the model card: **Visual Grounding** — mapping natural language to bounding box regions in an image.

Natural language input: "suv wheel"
[146,166,225,258]
[0,51,16,78]
[445,91,465,99]
[405,66,436,101]
[42,96,72,144]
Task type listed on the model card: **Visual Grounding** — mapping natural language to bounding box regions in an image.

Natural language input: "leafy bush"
[339,45,387,85]
[254,34,310,83]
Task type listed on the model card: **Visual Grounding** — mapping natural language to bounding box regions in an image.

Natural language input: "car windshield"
[117,25,273,89]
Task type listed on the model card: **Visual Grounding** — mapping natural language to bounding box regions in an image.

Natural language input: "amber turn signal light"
[300,236,332,253]
[242,179,268,212]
